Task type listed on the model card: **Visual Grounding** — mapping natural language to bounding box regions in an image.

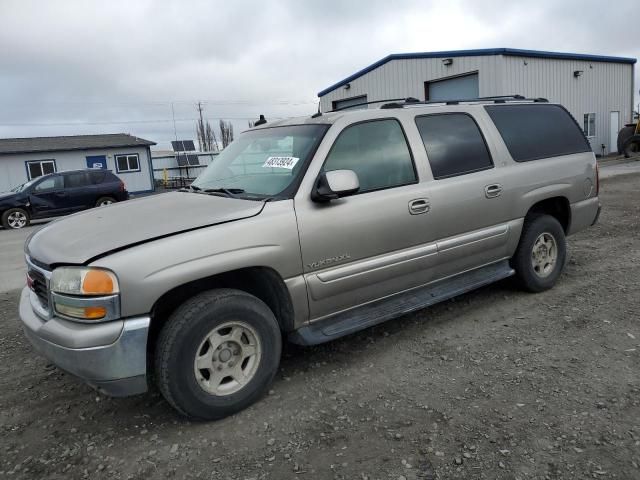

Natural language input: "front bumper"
[19,286,150,397]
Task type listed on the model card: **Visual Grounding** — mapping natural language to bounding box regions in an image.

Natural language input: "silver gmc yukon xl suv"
[19,97,601,419]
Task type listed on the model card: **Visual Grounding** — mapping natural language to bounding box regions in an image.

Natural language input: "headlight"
[51,267,119,295]
[50,267,120,322]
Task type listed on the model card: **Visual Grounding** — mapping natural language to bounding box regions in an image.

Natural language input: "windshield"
[11,178,39,193]
[191,124,329,198]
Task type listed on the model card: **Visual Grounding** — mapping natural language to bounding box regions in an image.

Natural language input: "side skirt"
[288,260,514,346]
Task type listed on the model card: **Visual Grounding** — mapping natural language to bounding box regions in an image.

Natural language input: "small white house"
[0,133,156,193]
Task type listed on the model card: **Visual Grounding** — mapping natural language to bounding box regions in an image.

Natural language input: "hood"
[27,192,265,266]
[0,191,17,200]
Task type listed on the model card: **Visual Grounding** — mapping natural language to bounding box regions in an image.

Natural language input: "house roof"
[318,48,638,97]
[0,133,156,155]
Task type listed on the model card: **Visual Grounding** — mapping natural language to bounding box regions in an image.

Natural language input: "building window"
[26,160,56,179]
[115,153,140,173]
[332,95,368,111]
[583,113,596,138]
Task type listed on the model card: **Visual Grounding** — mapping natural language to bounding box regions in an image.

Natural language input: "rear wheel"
[154,289,282,420]
[1,208,30,229]
[95,196,116,207]
[512,214,566,292]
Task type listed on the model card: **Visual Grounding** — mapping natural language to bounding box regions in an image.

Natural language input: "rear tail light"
[595,162,600,196]
[119,181,125,192]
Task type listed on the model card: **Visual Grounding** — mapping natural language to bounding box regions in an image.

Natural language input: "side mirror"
[311,169,360,203]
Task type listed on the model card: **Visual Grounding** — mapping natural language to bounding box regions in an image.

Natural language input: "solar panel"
[171,140,196,152]
[176,154,188,166]
[187,154,200,166]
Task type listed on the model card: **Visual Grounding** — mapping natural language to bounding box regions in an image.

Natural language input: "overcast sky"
[0,0,637,150]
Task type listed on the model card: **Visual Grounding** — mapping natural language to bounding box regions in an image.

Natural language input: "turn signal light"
[55,304,107,320]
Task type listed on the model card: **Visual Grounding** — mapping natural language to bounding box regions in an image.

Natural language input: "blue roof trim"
[318,48,637,97]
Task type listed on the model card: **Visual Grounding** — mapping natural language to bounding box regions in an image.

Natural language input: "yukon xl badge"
[307,253,351,270]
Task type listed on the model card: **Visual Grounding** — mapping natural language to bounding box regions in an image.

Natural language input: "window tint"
[323,119,416,192]
[89,171,107,184]
[485,104,591,162]
[415,114,493,179]
[64,172,88,188]
[34,176,62,192]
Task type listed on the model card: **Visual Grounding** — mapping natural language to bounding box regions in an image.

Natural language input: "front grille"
[28,268,49,310]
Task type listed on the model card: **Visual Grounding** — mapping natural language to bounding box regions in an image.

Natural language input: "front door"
[610,111,619,154]
[86,155,107,170]
[28,175,68,217]
[295,118,437,320]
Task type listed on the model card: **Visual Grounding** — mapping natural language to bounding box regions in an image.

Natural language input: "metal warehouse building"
[0,133,156,194]
[318,48,636,155]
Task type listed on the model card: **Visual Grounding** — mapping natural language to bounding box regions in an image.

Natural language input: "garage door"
[426,73,479,101]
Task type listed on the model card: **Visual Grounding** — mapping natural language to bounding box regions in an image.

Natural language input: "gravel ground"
[1,173,639,480]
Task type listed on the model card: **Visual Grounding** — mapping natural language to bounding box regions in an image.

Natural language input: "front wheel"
[511,214,567,292]
[154,289,282,420]
[1,208,30,229]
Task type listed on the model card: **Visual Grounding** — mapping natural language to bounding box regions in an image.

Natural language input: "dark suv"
[0,169,128,229]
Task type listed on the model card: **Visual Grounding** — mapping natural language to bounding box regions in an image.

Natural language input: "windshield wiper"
[179,184,202,193]
[202,188,245,198]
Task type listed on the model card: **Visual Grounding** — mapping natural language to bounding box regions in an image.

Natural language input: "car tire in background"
[154,289,282,421]
[617,125,636,155]
[511,214,567,293]
[1,207,30,230]
[95,196,117,207]
[622,134,640,159]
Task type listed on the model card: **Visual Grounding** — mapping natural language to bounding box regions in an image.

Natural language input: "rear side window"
[415,113,493,179]
[323,119,416,193]
[485,104,591,162]
[89,171,107,184]
[64,172,89,188]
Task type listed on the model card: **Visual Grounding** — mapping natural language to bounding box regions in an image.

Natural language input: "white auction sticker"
[263,156,300,170]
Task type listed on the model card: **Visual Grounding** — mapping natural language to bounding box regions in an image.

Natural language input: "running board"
[289,260,514,346]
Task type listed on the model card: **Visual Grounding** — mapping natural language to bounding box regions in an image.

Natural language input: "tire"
[95,196,116,207]
[511,214,567,293]
[622,134,640,159]
[617,125,635,154]
[154,289,282,420]
[1,208,30,230]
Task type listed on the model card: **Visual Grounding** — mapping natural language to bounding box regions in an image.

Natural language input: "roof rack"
[328,97,414,113]
[379,95,548,109]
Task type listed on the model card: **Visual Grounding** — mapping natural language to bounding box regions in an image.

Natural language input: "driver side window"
[323,119,416,193]
[33,176,63,192]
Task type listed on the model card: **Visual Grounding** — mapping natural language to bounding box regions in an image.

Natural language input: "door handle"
[408,198,430,215]
[484,184,503,198]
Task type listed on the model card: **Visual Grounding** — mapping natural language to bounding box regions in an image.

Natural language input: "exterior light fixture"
[442,58,453,66]
[573,70,583,78]
[344,83,351,90]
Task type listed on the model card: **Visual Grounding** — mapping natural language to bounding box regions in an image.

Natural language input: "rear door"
[413,111,512,278]
[63,172,94,211]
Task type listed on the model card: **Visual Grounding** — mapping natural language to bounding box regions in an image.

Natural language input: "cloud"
[0,0,637,148]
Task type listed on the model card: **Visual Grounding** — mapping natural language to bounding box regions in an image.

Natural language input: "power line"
[0,116,289,127]
[0,99,317,108]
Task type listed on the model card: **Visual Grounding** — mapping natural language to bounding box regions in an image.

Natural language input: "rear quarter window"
[484,104,591,162]
[89,171,107,184]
